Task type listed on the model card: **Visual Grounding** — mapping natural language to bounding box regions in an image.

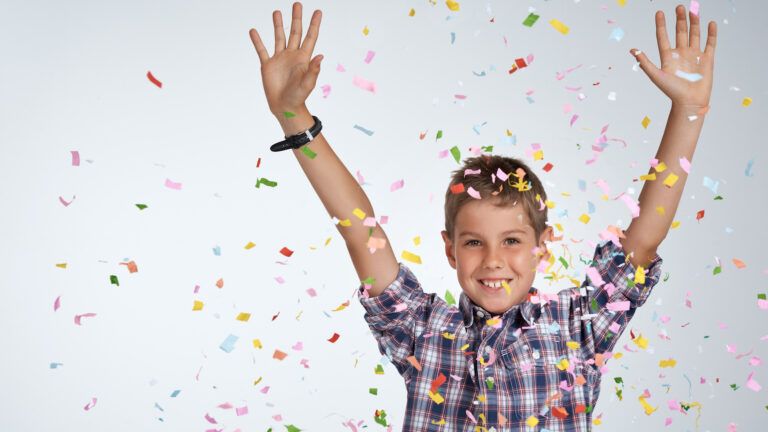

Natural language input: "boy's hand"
[631,4,717,110]
[249,2,323,117]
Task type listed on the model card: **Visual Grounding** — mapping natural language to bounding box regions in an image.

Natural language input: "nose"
[482,246,504,269]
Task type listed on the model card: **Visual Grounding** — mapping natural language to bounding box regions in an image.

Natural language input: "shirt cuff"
[597,240,663,303]
[357,262,420,316]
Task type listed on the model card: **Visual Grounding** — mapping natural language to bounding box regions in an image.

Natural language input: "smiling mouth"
[477,279,512,292]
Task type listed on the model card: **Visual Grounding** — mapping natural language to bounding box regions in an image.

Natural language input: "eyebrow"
[458,229,527,238]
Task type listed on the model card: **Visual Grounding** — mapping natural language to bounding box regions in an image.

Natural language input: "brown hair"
[443,154,548,242]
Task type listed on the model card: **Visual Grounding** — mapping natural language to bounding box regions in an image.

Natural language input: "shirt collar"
[459,287,539,329]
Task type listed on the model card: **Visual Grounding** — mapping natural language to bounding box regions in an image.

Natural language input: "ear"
[537,225,554,262]
[441,230,457,270]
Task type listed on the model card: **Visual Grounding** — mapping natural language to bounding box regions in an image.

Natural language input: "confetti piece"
[362,26,369,36]
[690,0,700,16]
[635,266,646,284]
[135,204,147,210]
[578,214,591,224]
[236,312,251,322]
[363,50,376,64]
[663,173,679,187]
[352,75,376,93]
[607,301,630,312]
[679,157,691,173]
[620,194,641,218]
[74,313,97,325]
[219,334,238,353]
[696,210,705,221]
[467,186,481,199]
[428,391,445,404]
[703,176,719,194]
[53,296,61,312]
[675,70,703,82]
[390,179,404,192]
[192,300,203,311]
[609,27,625,42]
[732,258,746,269]
[252,339,262,349]
[525,416,539,427]
[273,349,287,360]
[244,241,256,250]
[83,397,98,411]
[659,358,677,368]
[445,290,456,306]
[450,146,461,163]
[742,97,752,107]
[406,355,423,371]
[641,116,651,129]
[58,195,76,206]
[255,177,277,188]
[450,183,465,194]
[70,150,80,166]
[279,247,294,257]
[164,178,182,190]
[446,0,460,12]
[523,13,539,27]
[328,332,340,343]
[236,405,249,416]
[549,19,570,35]
[401,250,422,264]
[216,278,224,288]
[147,71,162,88]
[300,145,316,159]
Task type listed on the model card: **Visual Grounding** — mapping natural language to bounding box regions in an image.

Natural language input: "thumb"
[630,49,663,88]
[300,54,323,92]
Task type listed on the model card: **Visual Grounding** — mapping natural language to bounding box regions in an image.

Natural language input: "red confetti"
[552,406,569,419]
[328,332,340,343]
[271,312,280,321]
[430,372,447,394]
[696,210,705,221]
[450,183,465,194]
[256,157,261,168]
[147,71,162,88]
[280,247,294,257]
[542,162,554,172]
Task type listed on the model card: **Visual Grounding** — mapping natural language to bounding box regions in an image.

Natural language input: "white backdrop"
[1,0,766,430]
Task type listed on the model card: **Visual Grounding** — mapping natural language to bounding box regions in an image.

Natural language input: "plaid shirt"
[357,241,662,431]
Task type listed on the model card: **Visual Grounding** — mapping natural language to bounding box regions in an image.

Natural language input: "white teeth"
[480,279,509,289]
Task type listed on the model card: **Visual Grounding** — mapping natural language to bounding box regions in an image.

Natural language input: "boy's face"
[441,199,551,315]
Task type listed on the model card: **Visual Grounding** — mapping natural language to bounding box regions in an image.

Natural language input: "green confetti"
[374,364,385,374]
[300,145,316,159]
[523,13,540,27]
[558,256,569,269]
[255,177,278,188]
[362,276,376,286]
[662,272,670,282]
[481,145,494,153]
[758,293,766,300]
[436,130,443,140]
[445,289,456,306]
[450,146,461,163]
[283,111,296,118]
[369,387,378,395]
[285,425,302,432]
[730,383,739,391]
[374,409,389,427]
[485,377,495,390]
[585,404,594,414]
[713,266,722,275]
[714,195,723,200]
[135,204,148,210]
[110,275,119,286]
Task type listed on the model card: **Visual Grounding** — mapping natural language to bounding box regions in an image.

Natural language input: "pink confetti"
[393,302,408,312]
[320,84,331,98]
[364,50,376,64]
[758,299,768,310]
[83,397,97,411]
[390,179,404,192]
[749,356,762,366]
[594,179,611,194]
[292,341,303,351]
[606,301,630,312]
[274,276,285,284]
[620,194,641,218]
[569,114,579,127]
[336,63,346,72]
[464,168,481,176]
[74,313,97,325]
[204,413,218,424]
[272,414,283,421]
[467,186,481,199]
[438,149,449,159]
[726,344,737,354]
[53,296,61,312]
[379,215,388,224]
[609,322,621,333]
[352,75,376,93]
[300,358,310,368]
[260,386,270,394]
[164,178,182,190]
[58,195,76,207]
[363,217,377,227]
[679,157,691,174]
[306,288,317,297]
[236,405,249,416]
[70,150,80,166]
[465,410,478,424]
[586,266,605,287]
[218,402,233,409]
[689,0,700,16]
[664,417,673,426]
[495,168,509,181]
[727,423,737,432]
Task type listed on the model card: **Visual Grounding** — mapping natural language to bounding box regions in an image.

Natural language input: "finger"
[300,54,323,93]
[675,4,688,49]
[287,2,303,50]
[273,10,286,54]
[249,29,269,64]
[655,11,671,54]
[631,49,664,88]
[688,10,700,51]
[703,21,717,57]
[300,10,322,55]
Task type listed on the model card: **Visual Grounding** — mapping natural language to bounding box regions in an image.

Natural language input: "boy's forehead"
[455,200,534,234]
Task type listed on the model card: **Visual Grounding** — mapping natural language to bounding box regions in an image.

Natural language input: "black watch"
[270,115,323,152]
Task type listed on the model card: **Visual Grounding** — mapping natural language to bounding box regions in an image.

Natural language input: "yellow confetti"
[635,266,646,284]
[332,300,350,311]
[641,116,651,129]
[556,358,570,371]
[613,352,623,359]
[549,19,570,35]
[408,8,416,17]
[362,25,369,36]
[566,341,580,350]
[56,263,67,269]
[671,220,681,229]
[445,0,460,11]
[244,241,256,250]
[325,237,332,246]
[655,161,667,172]
[663,173,679,187]
[545,199,556,209]
[578,214,591,224]
[236,312,251,322]
[501,279,511,296]
[401,250,422,264]
[742,97,752,107]
[533,149,544,160]
[476,394,487,403]
[428,391,445,404]
[352,208,366,220]
[639,395,658,415]
[659,358,677,368]
[486,317,501,327]
[526,416,540,427]
[655,206,665,215]
[254,376,263,385]
[431,418,446,426]
[460,343,470,351]
[639,173,656,181]
[617,0,627,6]
[442,332,456,340]
[192,300,204,311]
[633,333,649,350]
[413,236,421,246]
[338,218,351,227]
[253,339,262,349]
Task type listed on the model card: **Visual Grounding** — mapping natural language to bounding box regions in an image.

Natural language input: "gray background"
[1,0,766,430]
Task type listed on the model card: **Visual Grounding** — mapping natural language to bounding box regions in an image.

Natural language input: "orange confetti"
[450,183,465,194]
[695,210,705,221]
[732,258,746,269]
[273,349,287,360]
[406,355,423,372]
[120,260,138,273]
[216,278,224,289]
[552,406,569,419]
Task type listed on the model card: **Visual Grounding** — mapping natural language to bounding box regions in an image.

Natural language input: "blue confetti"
[219,334,239,353]
[212,245,221,256]
[745,159,755,177]
[170,389,181,398]
[609,27,625,42]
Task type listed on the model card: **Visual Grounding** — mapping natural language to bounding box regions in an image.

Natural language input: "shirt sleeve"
[579,240,663,355]
[357,262,431,379]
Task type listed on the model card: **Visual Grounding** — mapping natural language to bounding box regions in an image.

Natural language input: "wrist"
[275,106,314,137]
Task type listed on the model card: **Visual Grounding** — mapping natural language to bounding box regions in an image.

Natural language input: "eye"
[464,239,480,246]
[504,238,520,245]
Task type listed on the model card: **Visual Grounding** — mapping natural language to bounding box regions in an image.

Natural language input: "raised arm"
[248,2,398,296]
[623,4,717,268]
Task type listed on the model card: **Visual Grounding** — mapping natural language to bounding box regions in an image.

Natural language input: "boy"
[248,2,717,430]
